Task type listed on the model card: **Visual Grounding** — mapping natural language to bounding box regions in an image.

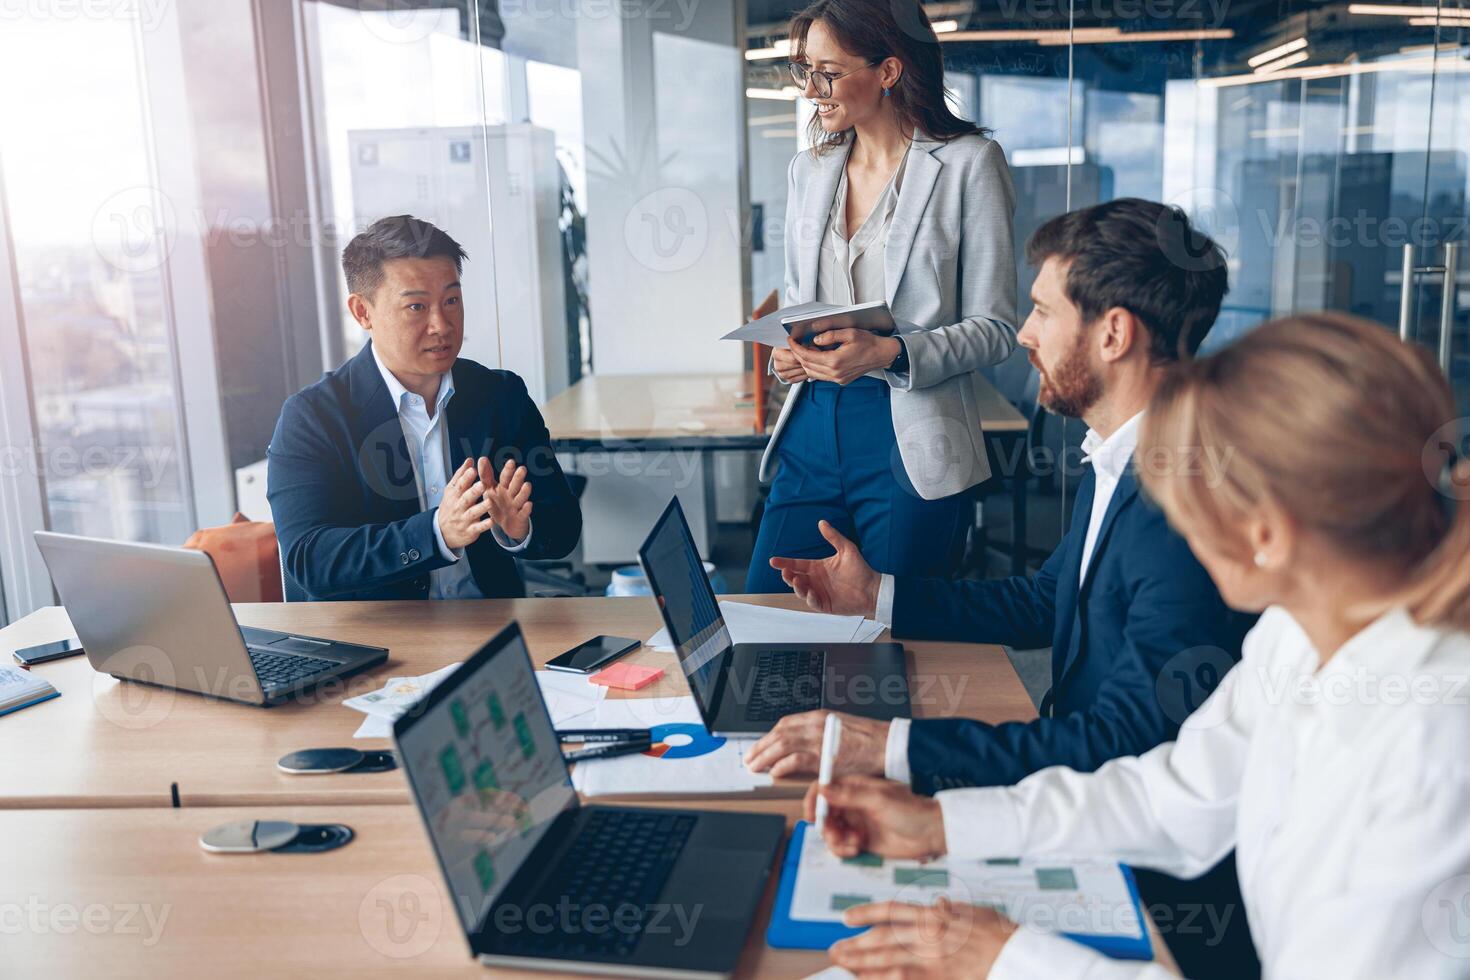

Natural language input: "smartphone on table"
[13,638,85,666]
[544,635,640,674]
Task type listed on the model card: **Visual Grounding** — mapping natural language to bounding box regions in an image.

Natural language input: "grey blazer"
[759,132,1018,500]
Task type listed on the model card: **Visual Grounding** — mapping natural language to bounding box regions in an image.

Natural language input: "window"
[0,15,194,545]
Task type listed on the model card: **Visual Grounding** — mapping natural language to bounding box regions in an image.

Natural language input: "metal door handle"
[1401,244,1417,341]
[1440,242,1459,374]
[1399,243,1458,358]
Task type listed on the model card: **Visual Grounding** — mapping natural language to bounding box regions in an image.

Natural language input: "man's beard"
[1031,338,1102,419]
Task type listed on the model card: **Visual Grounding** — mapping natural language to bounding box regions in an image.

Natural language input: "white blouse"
[935,605,1470,978]
[816,152,907,308]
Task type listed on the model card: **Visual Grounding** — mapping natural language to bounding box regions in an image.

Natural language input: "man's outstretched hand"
[479,457,533,544]
[769,521,880,616]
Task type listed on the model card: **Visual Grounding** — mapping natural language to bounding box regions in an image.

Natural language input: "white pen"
[814,713,843,833]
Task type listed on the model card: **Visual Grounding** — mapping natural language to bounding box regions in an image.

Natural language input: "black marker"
[562,740,653,762]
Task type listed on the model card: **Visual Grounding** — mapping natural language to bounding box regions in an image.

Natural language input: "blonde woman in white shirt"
[804,311,1470,978]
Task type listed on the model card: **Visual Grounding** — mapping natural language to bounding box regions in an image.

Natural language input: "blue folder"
[766,821,1154,961]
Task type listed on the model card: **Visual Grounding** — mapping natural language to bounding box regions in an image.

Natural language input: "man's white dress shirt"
[940,605,1470,978]
[877,413,1145,782]
[372,346,529,600]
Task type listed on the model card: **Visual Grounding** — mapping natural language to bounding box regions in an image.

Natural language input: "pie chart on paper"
[642,723,726,760]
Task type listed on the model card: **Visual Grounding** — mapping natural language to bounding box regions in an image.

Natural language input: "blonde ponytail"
[1401,457,1470,627]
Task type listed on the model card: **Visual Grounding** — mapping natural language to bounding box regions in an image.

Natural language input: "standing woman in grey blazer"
[745,0,1018,594]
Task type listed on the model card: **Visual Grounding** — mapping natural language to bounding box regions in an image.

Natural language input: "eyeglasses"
[787,60,878,99]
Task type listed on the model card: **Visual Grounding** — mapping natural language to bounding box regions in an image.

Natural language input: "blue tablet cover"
[766,821,1154,961]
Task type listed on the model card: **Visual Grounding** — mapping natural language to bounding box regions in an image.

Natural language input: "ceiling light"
[745,39,792,61]
[1248,36,1308,67]
[1348,3,1438,15]
[930,19,959,33]
[746,87,801,101]
[1254,49,1311,72]
[1199,53,1467,88]
[1037,27,1233,44]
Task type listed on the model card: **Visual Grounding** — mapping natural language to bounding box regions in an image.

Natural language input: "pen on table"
[556,728,651,745]
[562,739,652,762]
[814,713,843,833]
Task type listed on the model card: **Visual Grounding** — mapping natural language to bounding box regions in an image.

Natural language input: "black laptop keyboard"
[746,649,825,721]
[247,647,335,688]
[501,810,698,959]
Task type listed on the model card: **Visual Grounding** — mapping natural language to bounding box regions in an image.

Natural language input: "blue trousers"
[746,378,969,594]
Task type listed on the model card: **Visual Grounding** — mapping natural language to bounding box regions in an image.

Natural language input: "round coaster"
[274,823,355,853]
[346,750,398,773]
[277,747,367,774]
[199,819,301,854]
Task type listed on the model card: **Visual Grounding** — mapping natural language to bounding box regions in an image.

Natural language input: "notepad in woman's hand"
[0,663,60,717]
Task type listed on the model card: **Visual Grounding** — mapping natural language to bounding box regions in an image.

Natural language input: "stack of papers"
[344,666,606,739]
[645,600,885,653]
[788,828,1144,944]
[569,695,774,797]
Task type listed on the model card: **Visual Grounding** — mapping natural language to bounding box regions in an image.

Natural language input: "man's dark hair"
[342,214,467,301]
[1026,198,1229,362]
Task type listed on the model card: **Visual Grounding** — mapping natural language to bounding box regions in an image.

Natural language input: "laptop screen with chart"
[394,629,576,933]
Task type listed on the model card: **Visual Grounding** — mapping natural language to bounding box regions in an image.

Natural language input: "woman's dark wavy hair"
[789,0,986,154]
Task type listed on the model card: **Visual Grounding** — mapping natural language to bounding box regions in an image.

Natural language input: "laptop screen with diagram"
[394,626,577,934]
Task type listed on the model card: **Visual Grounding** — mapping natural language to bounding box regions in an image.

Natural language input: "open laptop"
[393,622,783,979]
[637,497,910,736]
[34,531,387,706]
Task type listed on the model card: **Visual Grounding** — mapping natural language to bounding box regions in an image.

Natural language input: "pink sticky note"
[590,662,664,691]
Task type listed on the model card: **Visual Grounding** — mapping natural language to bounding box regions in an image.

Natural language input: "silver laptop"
[35,531,387,706]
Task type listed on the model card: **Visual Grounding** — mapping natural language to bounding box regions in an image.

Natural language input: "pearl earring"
[1253,552,1268,569]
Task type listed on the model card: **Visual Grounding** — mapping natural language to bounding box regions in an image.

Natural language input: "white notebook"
[0,663,60,717]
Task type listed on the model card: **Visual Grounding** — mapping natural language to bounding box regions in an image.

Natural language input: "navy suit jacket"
[267,342,581,601]
[892,466,1252,794]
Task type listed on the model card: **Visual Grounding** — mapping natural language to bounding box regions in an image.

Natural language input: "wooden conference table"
[0,595,1036,810]
[0,595,1179,976]
[0,800,1176,976]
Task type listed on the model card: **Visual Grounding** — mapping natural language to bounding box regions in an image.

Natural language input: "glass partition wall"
[1,1,1466,619]
[748,0,1470,559]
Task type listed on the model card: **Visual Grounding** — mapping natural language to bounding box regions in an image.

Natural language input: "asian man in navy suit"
[267,215,581,601]
[745,199,1258,977]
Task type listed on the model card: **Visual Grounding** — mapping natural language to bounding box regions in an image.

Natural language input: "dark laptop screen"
[637,498,730,712]
[394,625,577,935]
